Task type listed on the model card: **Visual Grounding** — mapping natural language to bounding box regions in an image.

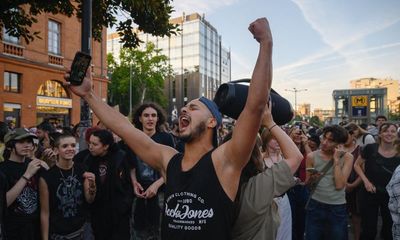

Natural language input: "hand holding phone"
[68,51,92,86]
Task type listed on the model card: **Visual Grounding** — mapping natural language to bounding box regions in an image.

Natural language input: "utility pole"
[79,0,92,151]
[129,63,132,118]
[285,87,307,115]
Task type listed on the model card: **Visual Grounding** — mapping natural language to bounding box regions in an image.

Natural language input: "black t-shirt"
[135,132,174,188]
[41,163,88,235]
[361,143,400,193]
[0,158,42,240]
[162,150,234,240]
[0,171,7,240]
[0,159,40,221]
[117,140,136,170]
[82,148,133,240]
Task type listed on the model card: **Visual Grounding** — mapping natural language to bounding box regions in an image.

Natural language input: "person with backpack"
[344,122,375,148]
[354,122,400,240]
[230,102,303,240]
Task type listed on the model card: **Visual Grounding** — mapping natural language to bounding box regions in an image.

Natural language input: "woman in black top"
[354,122,400,240]
[82,129,133,240]
[39,133,96,240]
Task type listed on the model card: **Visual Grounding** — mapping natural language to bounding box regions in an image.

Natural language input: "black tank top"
[161,150,234,240]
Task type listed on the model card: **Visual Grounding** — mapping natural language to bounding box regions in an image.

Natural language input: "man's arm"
[65,72,177,176]
[332,152,353,190]
[305,152,315,184]
[218,18,273,170]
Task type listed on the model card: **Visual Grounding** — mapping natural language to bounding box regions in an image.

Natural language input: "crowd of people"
[1,17,400,240]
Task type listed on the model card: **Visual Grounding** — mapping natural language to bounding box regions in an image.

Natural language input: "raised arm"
[261,101,302,174]
[65,72,176,176]
[220,18,273,170]
[332,151,353,190]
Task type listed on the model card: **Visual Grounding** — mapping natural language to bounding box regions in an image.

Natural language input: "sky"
[168,0,400,110]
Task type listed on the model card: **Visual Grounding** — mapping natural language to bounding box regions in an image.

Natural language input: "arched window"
[37,80,69,98]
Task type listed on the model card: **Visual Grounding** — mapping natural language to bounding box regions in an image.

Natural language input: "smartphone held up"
[68,51,92,85]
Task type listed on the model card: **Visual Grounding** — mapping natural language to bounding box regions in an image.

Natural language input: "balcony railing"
[2,42,24,57]
[48,54,63,66]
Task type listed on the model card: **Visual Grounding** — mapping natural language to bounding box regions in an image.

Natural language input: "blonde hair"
[378,122,400,155]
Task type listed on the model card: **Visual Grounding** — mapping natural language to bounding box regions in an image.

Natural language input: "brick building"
[1,8,108,128]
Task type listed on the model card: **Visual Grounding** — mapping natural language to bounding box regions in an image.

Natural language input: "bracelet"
[21,175,30,181]
[268,124,277,131]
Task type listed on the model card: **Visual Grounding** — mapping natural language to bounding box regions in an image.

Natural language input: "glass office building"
[107,13,231,119]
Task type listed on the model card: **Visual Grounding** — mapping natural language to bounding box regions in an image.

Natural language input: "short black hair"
[322,125,348,144]
[376,115,387,122]
[53,133,75,148]
[90,129,116,152]
[37,120,55,133]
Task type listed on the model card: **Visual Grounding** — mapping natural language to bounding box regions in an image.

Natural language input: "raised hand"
[248,17,272,45]
[24,159,43,179]
[64,69,93,98]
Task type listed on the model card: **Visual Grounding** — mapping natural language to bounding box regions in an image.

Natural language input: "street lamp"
[285,87,308,114]
[129,63,132,118]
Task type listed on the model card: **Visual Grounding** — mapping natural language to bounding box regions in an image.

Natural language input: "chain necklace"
[58,164,74,188]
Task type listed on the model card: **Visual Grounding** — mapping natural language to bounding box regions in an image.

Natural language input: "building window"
[184,78,188,98]
[3,71,21,93]
[3,28,20,45]
[48,20,61,55]
[4,103,21,128]
[172,79,176,98]
[37,80,69,98]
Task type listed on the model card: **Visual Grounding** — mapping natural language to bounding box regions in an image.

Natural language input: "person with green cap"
[0,128,49,240]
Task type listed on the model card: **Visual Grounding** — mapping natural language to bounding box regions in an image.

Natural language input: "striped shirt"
[387,165,400,239]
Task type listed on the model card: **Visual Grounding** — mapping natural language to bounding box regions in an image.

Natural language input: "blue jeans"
[288,185,309,240]
[305,199,348,240]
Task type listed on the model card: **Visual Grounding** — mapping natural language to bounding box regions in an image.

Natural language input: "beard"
[180,121,206,143]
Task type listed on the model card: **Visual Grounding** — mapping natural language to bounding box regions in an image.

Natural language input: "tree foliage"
[0,0,178,47]
[309,115,323,127]
[107,43,173,115]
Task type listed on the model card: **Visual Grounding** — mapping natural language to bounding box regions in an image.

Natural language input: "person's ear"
[207,117,217,129]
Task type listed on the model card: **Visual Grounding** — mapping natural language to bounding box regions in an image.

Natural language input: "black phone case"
[69,51,92,85]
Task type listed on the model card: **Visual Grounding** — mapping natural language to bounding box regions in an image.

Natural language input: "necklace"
[59,165,74,188]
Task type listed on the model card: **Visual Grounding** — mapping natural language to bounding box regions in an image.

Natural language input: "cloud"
[171,0,238,17]
[276,0,400,83]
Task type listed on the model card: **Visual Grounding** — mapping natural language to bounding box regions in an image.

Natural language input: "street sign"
[352,106,367,117]
[351,96,368,107]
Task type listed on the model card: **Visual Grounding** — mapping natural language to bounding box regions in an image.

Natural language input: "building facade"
[107,13,231,118]
[312,108,334,122]
[333,88,387,124]
[1,9,108,128]
[298,103,311,117]
[350,77,399,113]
